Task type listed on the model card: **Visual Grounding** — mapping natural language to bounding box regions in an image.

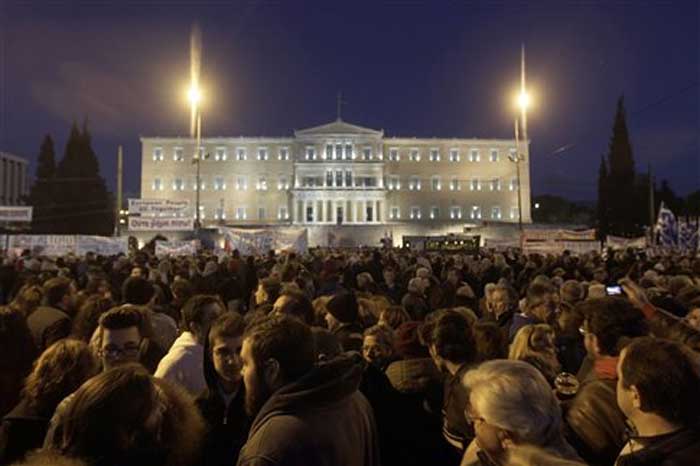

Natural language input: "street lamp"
[188,85,203,230]
[509,45,531,236]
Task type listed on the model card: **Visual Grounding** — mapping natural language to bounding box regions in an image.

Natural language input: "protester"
[122,276,178,352]
[156,295,223,395]
[237,314,380,466]
[0,306,37,418]
[509,282,558,340]
[196,312,250,466]
[325,291,364,352]
[509,324,561,386]
[26,277,75,352]
[0,339,99,464]
[462,360,581,466]
[362,324,396,371]
[615,337,700,465]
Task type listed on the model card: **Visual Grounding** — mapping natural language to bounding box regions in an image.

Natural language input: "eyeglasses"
[101,341,142,359]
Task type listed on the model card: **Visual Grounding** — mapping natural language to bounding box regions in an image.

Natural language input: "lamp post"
[189,86,202,230]
[509,44,530,240]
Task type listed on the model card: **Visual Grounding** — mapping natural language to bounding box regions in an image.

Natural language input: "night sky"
[1,1,698,201]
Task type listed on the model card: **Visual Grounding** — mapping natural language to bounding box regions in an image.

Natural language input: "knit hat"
[326,292,359,324]
[394,321,429,358]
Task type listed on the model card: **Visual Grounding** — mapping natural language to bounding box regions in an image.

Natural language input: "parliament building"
[140,119,531,243]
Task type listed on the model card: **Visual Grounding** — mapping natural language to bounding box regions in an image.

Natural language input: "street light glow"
[517,91,531,110]
[188,86,202,105]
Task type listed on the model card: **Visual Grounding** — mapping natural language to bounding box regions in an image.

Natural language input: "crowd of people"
[0,245,699,466]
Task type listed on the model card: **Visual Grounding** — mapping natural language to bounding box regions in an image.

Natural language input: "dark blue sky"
[1,1,698,200]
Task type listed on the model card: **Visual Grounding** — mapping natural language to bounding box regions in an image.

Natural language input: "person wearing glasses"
[461,360,581,466]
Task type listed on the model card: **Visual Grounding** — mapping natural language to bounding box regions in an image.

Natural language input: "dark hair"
[171,279,194,300]
[57,364,205,466]
[244,314,315,383]
[473,321,507,362]
[525,282,555,310]
[121,277,155,305]
[260,277,281,304]
[98,305,154,340]
[585,297,648,356]
[311,327,342,361]
[43,277,72,308]
[0,306,37,415]
[621,337,700,427]
[181,295,224,332]
[275,290,314,325]
[72,296,115,342]
[23,339,99,414]
[208,312,245,349]
[424,310,475,363]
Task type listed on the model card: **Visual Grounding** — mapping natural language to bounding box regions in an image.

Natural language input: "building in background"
[140,119,531,245]
[0,152,29,206]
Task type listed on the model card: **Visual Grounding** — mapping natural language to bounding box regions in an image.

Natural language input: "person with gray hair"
[461,360,580,466]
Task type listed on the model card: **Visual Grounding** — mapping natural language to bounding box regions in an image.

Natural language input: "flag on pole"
[655,202,678,248]
[679,220,699,252]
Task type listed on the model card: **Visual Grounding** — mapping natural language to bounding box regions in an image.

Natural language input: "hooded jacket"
[237,353,380,466]
[195,332,251,466]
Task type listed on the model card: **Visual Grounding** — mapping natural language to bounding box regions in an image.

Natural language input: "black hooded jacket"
[195,332,251,466]
[237,353,380,466]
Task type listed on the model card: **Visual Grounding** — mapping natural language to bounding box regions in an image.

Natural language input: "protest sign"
[128,217,194,231]
[128,199,190,216]
[0,206,33,222]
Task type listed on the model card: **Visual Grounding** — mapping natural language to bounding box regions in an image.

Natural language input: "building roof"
[294,119,383,137]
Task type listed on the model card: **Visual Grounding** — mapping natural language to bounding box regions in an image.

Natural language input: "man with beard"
[237,314,380,466]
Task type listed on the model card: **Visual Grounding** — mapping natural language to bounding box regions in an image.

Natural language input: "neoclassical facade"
[140,119,531,228]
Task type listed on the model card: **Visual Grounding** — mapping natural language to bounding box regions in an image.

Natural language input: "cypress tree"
[606,96,641,236]
[28,134,57,233]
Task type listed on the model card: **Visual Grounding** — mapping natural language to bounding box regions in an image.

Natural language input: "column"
[376,200,381,223]
[319,200,325,224]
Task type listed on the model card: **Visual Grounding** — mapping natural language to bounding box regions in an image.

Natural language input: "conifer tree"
[28,134,57,233]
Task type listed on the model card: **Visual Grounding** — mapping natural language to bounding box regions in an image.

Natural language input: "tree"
[606,96,642,236]
[28,135,58,233]
[596,155,609,240]
[53,119,113,235]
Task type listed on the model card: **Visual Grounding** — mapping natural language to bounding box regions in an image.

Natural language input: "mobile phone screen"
[606,285,622,296]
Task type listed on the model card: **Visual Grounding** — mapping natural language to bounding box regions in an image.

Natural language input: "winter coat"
[26,306,71,352]
[155,332,206,396]
[237,353,380,466]
[616,428,700,466]
[0,399,50,464]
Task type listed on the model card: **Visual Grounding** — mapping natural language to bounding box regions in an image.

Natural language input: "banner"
[523,228,596,242]
[3,235,128,256]
[155,240,199,257]
[606,235,647,250]
[220,227,308,255]
[0,206,33,222]
[522,228,600,255]
[655,202,678,248]
[128,199,190,216]
[128,217,194,231]
[483,237,520,250]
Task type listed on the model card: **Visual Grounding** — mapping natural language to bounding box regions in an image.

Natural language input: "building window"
[153,147,163,161]
[257,176,268,191]
[257,148,268,161]
[492,206,502,220]
[152,178,163,191]
[429,149,440,161]
[196,179,206,191]
[470,179,481,191]
[345,170,352,187]
[278,206,289,220]
[215,147,227,161]
[490,178,501,191]
[172,178,185,191]
[430,206,440,219]
[258,207,266,220]
[215,207,226,220]
[490,149,499,162]
[431,176,441,191]
[345,144,353,160]
[235,207,247,220]
[389,148,399,161]
[449,177,460,191]
[173,147,184,162]
[409,176,421,191]
[325,144,333,160]
[302,176,316,187]
[278,176,289,190]
[306,205,314,222]
[278,147,289,160]
[509,148,517,160]
[236,148,247,161]
[214,176,226,191]
[390,206,400,220]
[362,147,372,161]
[236,176,248,191]
[509,178,518,191]
[305,147,316,160]
[469,149,480,162]
[471,205,482,220]
[410,206,421,220]
[198,206,206,220]
[410,149,420,162]
[388,175,400,190]
[510,206,520,220]
[334,170,343,187]
[449,149,460,162]
[450,206,462,219]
